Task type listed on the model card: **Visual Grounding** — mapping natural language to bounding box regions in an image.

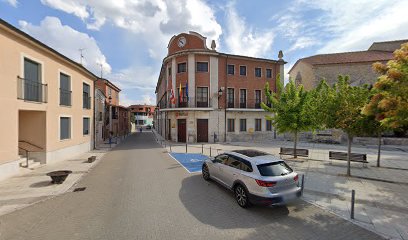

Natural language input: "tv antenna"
[98,63,103,78]
[79,48,85,65]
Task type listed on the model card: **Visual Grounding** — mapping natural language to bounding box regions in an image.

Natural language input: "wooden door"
[197,119,208,142]
[177,119,186,142]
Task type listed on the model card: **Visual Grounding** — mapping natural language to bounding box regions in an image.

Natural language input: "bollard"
[186,143,188,153]
[210,147,212,157]
[202,144,204,154]
[164,142,166,148]
[351,190,355,219]
[169,144,172,152]
[301,174,305,196]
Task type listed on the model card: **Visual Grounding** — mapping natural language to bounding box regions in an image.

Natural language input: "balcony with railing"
[158,97,212,110]
[60,89,71,106]
[83,95,91,109]
[17,77,47,103]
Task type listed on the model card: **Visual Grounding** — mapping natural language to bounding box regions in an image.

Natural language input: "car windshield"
[257,161,293,176]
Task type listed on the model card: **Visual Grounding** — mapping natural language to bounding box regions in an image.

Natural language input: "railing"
[60,89,71,106]
[83,95,91,109]
[17,77,47,103]
[18,140,44,168]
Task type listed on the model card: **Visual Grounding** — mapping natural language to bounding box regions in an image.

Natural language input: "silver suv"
[202,150,301,208]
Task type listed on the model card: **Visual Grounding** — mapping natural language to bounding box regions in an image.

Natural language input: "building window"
[240,89,246,108]
[23,58,42,102]
[83,83,91,109]
[255,90,261,109]
[227,119,235,132]
[227,88,234,108]
[266,120,272,131]
[196,62,208,72]
[168,67,172,76]
[255,119,262,131]
[83,117,90,135]
[266,69,272,78]
[60,73,71,106]
[239,119,247,132]
[255,67,262,77]
[177,63,187,73]
[240,66,246,76]
[60,117,71,140]
[196,87,208,107]
[227,65,235,75]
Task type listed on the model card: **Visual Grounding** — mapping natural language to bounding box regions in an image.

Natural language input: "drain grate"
[73,187,86,192]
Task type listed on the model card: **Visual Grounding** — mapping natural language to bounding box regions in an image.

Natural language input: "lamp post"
[216,88,223,142]
[108,95,112,134]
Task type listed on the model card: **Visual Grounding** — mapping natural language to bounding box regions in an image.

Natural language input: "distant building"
[95,78,130,138]
[288,40,407,90]
[155,31,285,143]
[129,105,156,126]
[0,18,96,180]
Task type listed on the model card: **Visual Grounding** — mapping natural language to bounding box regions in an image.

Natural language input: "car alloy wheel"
[235,185,249,208]
[202,164,210,180]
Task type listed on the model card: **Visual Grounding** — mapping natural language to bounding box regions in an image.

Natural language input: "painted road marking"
[169,153,209,173]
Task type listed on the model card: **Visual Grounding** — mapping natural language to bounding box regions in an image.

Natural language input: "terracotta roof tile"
[301,50,394,65]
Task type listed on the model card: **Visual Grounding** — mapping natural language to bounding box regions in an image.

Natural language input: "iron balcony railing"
[83,95,91,109]
[60,89,71,106]
[17,77,47,103]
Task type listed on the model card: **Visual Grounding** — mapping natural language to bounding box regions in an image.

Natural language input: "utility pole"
[98,63,103,78]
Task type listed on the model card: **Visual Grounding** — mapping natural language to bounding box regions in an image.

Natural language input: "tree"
[261,76,317,158]
[317,76,370,176]
[365,43,408,129]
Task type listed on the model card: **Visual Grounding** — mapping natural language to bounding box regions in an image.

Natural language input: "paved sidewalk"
[157,133,408,240]
[0,140,122,217]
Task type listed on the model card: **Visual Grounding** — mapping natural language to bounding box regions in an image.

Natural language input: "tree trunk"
[377,132,382,167]
[294,131,298,158]
[347,134,352,176]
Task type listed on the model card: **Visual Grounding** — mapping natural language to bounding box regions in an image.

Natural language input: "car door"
[218,155,243,188]
[209,154,228,183]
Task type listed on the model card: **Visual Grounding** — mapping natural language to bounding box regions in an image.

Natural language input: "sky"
[1,0,408,106]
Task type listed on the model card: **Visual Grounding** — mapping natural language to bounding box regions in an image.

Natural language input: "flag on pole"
[179,82,182,102]
[170,87,175,104]
[186,82,189,101]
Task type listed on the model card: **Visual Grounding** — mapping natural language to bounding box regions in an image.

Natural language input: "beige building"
[288,39,407,90]
[0,18,96,180]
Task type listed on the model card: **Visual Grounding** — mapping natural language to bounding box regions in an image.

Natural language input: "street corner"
[169,153,209,173]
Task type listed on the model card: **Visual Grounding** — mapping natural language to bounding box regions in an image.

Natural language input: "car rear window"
[257,161,293,176]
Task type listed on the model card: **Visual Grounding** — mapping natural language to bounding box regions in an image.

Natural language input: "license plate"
[283,193,297,201]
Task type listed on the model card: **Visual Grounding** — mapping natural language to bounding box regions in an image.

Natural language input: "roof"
[98,78,121,92]
[0,18,97,80]
[228,150,282,165]
[289,50,394,74]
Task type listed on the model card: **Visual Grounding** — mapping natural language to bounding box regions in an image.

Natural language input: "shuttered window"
[83,117,90,135]
[60,117,71,140]
[60,73,71,106]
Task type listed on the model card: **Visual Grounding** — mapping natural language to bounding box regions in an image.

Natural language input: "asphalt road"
[0,132,383,240]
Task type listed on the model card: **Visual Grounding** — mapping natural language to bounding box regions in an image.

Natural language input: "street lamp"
[108,95,112,135]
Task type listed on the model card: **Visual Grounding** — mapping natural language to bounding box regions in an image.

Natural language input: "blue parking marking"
[169,153,209,173]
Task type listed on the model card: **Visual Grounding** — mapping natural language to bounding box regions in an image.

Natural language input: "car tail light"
[255,179,276,187]
[294,174,299,182]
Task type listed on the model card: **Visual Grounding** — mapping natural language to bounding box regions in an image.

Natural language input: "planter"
[88,156,96,163]
[47,170,72,184]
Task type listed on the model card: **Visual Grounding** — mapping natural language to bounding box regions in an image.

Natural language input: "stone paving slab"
[0,140,122,217]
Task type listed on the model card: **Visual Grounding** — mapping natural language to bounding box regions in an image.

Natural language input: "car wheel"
[202,164,210,181]
[235,184,250,208]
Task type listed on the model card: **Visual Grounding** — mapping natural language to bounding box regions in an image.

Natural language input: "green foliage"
[261,76,316,135]
[130,113,135,124]
[316,75,371,137]
[364,43,408,129]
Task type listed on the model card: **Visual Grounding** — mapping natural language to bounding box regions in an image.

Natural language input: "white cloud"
[223,2,274,57]
[287,37,318,53]
[3,0,17,7]
[316,0,408,53]
[39,0,222,60]
[19,16,111,76]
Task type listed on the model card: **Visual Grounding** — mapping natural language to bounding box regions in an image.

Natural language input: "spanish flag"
[179,82,182,102]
